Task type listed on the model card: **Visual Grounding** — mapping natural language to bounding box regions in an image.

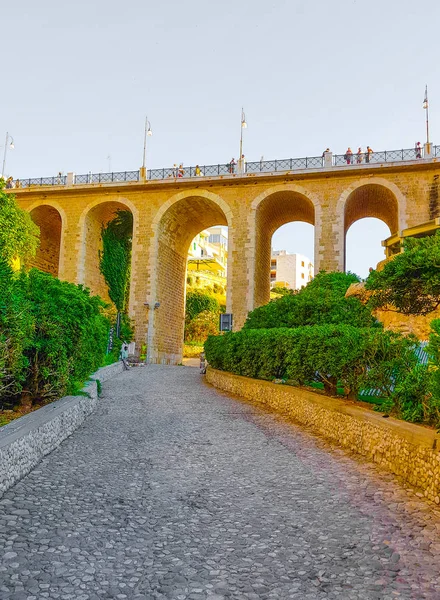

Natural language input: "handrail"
[10,145,440,189]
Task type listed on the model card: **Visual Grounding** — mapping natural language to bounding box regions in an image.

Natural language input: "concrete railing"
[0,362,124,496]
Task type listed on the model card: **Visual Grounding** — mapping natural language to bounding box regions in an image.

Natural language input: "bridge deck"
[0,366,438,598]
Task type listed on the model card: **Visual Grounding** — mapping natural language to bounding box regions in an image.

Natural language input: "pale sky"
[2,0,438,278]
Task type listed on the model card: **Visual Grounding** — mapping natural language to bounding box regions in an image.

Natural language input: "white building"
[270,250,314,290]
[187,227,228,286]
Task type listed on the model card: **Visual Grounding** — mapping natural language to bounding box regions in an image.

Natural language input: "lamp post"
[239,108,247,173]
[423,85,430,146]
[2,132,14,177]
[142,117,153,179]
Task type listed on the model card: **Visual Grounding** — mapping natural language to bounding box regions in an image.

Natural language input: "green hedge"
[0,263,110,408]
[205,326,418,398]
[244,272,378,330]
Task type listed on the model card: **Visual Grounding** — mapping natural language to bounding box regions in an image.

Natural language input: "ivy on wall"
[99,210,133,312]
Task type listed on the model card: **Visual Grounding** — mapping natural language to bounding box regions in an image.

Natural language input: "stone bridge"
[12,157,440,363]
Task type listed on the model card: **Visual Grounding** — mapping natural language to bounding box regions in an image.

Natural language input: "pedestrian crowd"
[337,142,424,165]
[2,175,21,188]
[342,146,374,165]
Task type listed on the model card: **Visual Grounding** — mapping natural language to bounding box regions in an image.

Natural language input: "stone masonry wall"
[0,362,124,496]
[14,159,440,363]
[206,368,440,504]
[29,205,62,276]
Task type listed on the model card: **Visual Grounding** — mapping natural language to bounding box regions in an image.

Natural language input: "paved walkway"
[1,366,439,600]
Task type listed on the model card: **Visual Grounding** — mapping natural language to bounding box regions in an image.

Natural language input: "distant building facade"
[270,250,314,290]
[187,226,228,289]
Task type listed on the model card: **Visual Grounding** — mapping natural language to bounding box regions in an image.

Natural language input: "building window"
[301,261,304,267]
[301,273,305,279]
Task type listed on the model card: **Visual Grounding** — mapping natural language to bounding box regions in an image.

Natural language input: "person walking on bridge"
[356,147,363,164]
[344,148,353,165]
[365,146,373,163]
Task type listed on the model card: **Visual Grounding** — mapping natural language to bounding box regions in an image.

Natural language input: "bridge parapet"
[10,144,440,189]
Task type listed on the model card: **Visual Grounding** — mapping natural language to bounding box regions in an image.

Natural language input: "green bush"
[0,259,33,403]
[184,310,218,342]
[245,272,377,330]
[186,289,219,321]
[366,231,440,315]
[99,210,133,312]
[21,269,110,402]
[0,185,39,266]
[387,365,439,427]
[0,268,110,408]
[205,326,417,398]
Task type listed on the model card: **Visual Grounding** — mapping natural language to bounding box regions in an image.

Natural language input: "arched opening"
[344,184,399,276]
[254,190,315,307]
[150,195,229,364]
[346,218,390,278]
[29,205,62,276]
[82,201,134,302]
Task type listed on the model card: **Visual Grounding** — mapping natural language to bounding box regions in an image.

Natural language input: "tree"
[0,259,34,403]
[245,272,377,329]
[20,270,109,404]
[271,286,296,297]
[0,184,39,266]
[365,232,440,315]
[99,210,133,312]
[185,289,219,321]
[184,289,220,343]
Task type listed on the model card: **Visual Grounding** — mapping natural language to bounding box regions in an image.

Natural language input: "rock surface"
[0,365,439,599]
[346,282,440,339]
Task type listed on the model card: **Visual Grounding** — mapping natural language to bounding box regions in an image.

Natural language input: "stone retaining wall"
[206,368,440,504]
[0,362,124,496]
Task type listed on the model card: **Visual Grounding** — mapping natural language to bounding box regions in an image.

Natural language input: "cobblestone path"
[1,366,439,600]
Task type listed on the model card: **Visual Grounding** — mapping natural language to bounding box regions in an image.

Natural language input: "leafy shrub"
[245,272,377,330]
[366,231,440,315]
[0,185,39,266]
[186,289,219,321]
[387,365,439,427]
[99,210,133,312]
[184,310,218,342]
[0,259,33,403]
[205,326,417,398]
[20,270,110,402]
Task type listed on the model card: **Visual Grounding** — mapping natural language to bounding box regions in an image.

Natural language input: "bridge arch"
[249,184,320,309]
[148,189,232,364]
[78,197,137,302]
[336,178,406,272]
[27,201,66,277]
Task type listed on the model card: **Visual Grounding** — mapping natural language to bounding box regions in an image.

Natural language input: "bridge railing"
[12,145,440,188]
[334,147,426,165]
[74,171,140,184]
[15,175,67,188]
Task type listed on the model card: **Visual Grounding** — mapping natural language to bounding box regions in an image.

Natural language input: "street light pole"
[142,116,153,173]
[239,108,247,173]
[2,132,14,177]
[423,85,430,146]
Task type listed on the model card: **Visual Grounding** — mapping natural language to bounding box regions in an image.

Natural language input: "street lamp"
[142,116,153,174]
[239,108,247,173]
[2,132,14,177]
[423,85,430,146]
